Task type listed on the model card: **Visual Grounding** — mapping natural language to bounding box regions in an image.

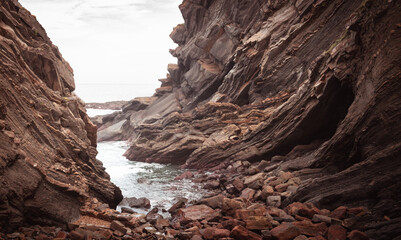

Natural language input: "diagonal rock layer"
[98,0,401,230]
[0,0,122,232]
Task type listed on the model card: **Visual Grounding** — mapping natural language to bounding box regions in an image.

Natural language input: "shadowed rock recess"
[99,0,401,230]
[0,0,122,231]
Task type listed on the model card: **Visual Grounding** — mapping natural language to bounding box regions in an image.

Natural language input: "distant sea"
[75,82,158,103]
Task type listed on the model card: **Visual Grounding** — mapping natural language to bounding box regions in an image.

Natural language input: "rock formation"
[0,0,122,232]
[98,0,401,235]
[86,101,128,110]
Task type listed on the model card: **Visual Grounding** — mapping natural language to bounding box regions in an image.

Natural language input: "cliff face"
[0,0,122,231]
[99,0,401,223]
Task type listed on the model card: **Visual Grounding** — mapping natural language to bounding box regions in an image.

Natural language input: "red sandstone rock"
[270,222,301,240]
[230,225,262,240]
[110,220,127,235]
[176,205,218,221]
[221,219,246,230]
[201,227,230,239]
[327,225,347,240]
[287,202,319,219]
[347,230,369,240]
[245,216,272,230]
[330,206,347,220]
[293,220,327,237]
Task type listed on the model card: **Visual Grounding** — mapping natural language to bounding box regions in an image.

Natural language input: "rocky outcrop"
[86,101,128,110]
[0,0,122,232]
[99,0,401,235]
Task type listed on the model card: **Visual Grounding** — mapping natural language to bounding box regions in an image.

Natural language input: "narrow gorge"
[1,0,401,239]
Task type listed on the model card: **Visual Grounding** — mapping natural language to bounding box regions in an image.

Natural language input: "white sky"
[19,0,183,102]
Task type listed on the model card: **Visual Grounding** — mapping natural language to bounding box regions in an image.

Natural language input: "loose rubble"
[4,160,372,240]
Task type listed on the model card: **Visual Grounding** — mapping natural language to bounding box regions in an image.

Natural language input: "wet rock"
[204,180,220,190]
[169,197,188,214]
[146,210,163,224]
[128,197,151,209]
[270,222,301,240]
[121,207,135,214]
[175,171,194,180]
[230,225,262,240]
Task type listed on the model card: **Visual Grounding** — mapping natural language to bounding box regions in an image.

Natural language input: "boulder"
[128,197,151,209]
[230,225,262,240]
[271,222,301,240]
[201,227,230,239]
[245,216,273,230]
[222,198,246,215]
[110,221,127,235]
[244,173,265,186]
[198,194,224,209]
[169,197,188,214]
[347,230,369,240]
[293,220,327,237]
[176,205,218,221]
[267,196,281,207]
[241,188,256,200]
[327,225,346,240]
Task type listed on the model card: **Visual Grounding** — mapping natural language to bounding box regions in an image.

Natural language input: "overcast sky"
[19,0,183,102]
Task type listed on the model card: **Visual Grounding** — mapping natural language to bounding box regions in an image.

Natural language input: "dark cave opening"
[265,76,356,161]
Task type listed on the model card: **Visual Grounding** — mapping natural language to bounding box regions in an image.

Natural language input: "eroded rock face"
[99,0,400,229]
[0,0,122,231]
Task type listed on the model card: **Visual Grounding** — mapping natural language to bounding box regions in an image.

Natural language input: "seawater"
[86,108,118,117]
[96,140,206,214]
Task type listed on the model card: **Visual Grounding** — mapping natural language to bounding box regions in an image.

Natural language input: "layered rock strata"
[98,0,401,232]
[0,0,122,231]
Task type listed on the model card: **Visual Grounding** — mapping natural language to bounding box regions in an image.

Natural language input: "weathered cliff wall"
[0,0,122,231]
[99,0,401,228]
